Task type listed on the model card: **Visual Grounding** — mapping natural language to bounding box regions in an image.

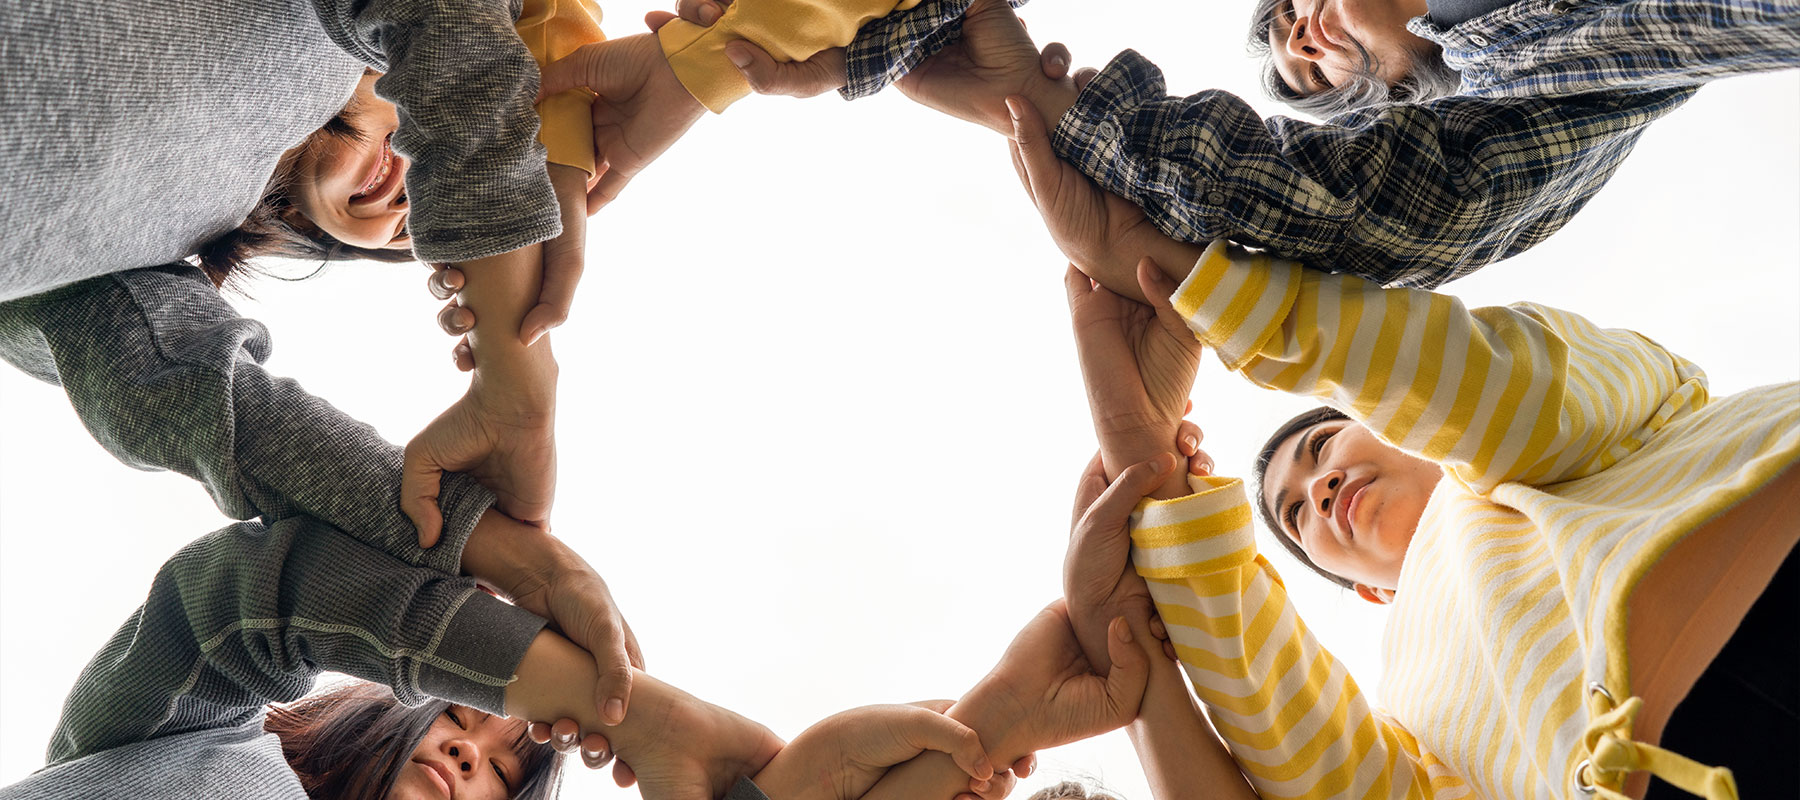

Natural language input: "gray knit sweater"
[0,264,498,571]
[0,0,558,301]
[0,513,547,799]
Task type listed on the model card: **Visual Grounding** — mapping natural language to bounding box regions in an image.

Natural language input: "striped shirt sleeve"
[1170,241,1708,493]
[1133,476,1469,800]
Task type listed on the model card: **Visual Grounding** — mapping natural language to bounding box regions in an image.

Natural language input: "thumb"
[538,43,605,99]
[1102,616,1151,713]
[1005,96,1060,205]
[890,706,994,781]
[643,9,677,31]
[1137,258,1198,342]
[593,633,634,726]
[1077,454,1175,532]
[401,437,446,548]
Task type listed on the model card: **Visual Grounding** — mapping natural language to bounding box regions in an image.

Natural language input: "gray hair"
[1028,781,1123,800]
[1246,0,1462,118]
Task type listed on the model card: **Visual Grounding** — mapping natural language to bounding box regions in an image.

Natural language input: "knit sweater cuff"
[415,590,549,714]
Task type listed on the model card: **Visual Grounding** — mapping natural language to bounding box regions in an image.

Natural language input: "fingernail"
[1116,617,1133,642]
[972,780,990,792]
[556,732,576,746]
[1184,434,1199,451]
[725,44,751,68]
[700,2,720,24]
[1004,96,1022,121]
[604,698,625,725]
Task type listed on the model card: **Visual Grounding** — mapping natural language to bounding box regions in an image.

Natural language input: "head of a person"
[1253,406,1445,604]
[264,680,564,800]
[1027,781,1121,800]
[195,70,415,288]
[1246,0,1461,118]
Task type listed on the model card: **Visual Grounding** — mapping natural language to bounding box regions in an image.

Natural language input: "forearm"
[1126,659,1259,800]
[456,238,559,404]
[457,510,576,598]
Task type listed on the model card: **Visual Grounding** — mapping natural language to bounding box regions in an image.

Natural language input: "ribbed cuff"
[723,776,771,800]
[1170,241,1302,372]
[417,589,549,715]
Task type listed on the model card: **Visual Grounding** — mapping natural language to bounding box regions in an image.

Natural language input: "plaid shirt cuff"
[1049,49,1165,190]
[839,0,1029,100]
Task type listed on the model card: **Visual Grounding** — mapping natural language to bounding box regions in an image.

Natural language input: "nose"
[1307,470,1344,520]
[445,738,481,779]
[1285,13,1329,61]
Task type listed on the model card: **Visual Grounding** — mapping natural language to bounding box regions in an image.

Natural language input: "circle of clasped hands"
[404,1,1213,798]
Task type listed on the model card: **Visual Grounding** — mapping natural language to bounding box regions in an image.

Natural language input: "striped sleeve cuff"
[1171,240,1303,372]
[1131,474,1257,579]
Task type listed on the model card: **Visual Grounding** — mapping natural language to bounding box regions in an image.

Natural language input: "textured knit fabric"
[0,515,547,799]
[0,265,496,571]
[1128,241,1800,799]
[726,776,774,800]
[841,0,1797,287]
[656,0,926,112]
[0,0,556,284]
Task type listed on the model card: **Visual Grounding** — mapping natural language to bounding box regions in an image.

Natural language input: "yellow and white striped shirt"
[1134,241,1799,800]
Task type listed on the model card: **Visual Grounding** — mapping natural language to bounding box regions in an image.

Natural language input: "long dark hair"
[1252,405,1358,590]
[193,76,415,290]
[264,681,563,800]
[1246,0,1462,118]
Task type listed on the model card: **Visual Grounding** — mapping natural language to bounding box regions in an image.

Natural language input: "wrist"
[469,346,559,418]
[459,511,572,599]
[947,682,1035,766]
[1023,75,1080,133]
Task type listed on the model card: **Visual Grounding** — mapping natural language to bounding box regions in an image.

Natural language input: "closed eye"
[1310,63,1333,90]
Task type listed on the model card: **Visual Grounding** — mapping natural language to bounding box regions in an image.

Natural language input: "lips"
[1335,476,1371,544]
[418,759,456,799]
[350,133,398,201]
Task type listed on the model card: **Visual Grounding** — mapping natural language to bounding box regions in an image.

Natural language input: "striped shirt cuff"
[1172,240,1303,372]
[1131,474,1257,579]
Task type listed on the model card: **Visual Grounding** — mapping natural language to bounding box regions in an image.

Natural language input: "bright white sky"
[2,2,1796,797]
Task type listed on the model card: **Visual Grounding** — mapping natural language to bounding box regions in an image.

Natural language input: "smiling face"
[1266,0,1434,98]
[1259,418,1444,595]
[288,71,412,251]
[388,706,532,800]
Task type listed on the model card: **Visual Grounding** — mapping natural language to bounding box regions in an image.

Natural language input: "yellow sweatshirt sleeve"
[1133,474,1469,800]
[516,0,605,175]
[656,0,925,113]
[1169,240,1709,493]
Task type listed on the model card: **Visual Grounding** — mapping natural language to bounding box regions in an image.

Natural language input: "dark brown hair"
[1246,0,1462,118]
[264,680,563,800]
[193,81,415,290]
[1252,405,1358,590]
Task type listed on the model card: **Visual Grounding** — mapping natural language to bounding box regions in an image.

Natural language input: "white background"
[3,2,1796,797]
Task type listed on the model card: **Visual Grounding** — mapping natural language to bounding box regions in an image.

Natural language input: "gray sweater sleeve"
[308,0,561,263]
[725,777,772,800]
[45,514,547,765]
[0,264,494,573]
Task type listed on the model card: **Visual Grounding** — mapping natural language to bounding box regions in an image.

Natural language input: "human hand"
[1062,453,1177,672]
[426,163,588,364]
[1064,261,1202,470]
[1007,96,1202,301]
[504,540,644,726]
[895,0,1079,136]
[402,380,556,546]
[753,700,1001,800]
[529,717,616,771]
[641,0,850,98]
[963,600,1151,758]
[607,685,785,800]
[538,33,705,210]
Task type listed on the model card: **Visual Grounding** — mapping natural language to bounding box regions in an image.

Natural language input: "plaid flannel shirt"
[843,0,1797,286]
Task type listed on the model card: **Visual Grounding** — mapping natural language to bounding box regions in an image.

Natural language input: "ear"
[1354,584,1394,605]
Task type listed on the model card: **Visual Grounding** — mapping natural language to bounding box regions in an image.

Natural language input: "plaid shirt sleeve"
[1424,0,1800,98]
[1050,50,1697,287]
[839,0,1029,99]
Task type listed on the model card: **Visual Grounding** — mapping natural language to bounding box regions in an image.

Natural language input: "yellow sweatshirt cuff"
[1172,240,1304,372]
[538,90,596,176]
[1130,475,1258,579]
